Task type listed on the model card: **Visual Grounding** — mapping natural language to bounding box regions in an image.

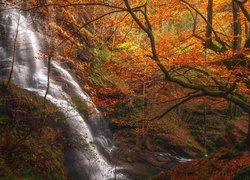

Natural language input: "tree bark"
[203,99,208,156]
[7,11,20,86]
[123,0,250,145]
[245,113,250,146]
[205,0,213,48]
[181,0,227,51]
[124,0,249,109]
[244,21,250,48]
[43,56,51,107]
[232,0,242,50]
[234,0,250,22]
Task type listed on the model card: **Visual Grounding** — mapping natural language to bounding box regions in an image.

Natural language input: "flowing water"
[0,9,124,180]
[0,7,193,180]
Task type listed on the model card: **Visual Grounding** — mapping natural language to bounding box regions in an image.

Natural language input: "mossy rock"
[233,166,250,180]
[0,81,66,179]
[218,151,237,160]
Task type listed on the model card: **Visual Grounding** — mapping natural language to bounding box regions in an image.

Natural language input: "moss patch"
[0,82,66,179]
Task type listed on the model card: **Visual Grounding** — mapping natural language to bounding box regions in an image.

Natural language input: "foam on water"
[0,9,126,180]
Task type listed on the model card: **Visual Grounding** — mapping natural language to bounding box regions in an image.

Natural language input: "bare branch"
[180,0,229,50]
[54,9,126,49]
[234,0,250,21]
[152,93,205,120]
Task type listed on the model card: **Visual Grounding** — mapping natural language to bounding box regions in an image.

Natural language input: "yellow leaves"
[60,8,79,26]
[23,0,249,113]
[49,22,83,47]
[117,41,140,51]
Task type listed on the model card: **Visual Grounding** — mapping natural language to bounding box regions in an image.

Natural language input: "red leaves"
[154,148,250,179]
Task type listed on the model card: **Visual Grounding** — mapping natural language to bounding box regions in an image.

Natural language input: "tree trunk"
[205,0,213,48]
[245,113,250,146]
[232,0,242,50]
[7,11,20,86]
[203,99,208,156]
[244,21,250,48]
[43,56,51,107]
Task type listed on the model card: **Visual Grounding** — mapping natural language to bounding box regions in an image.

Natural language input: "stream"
[0,8,126,180]
[0,8,191,180]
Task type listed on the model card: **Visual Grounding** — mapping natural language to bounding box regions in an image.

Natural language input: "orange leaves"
[171,49,206,66]
[22,0,249,141]
[40,127,61,142]
[111,118,129,127]
[156,148,250,179]
[94,97,124,108]
[135,120,158,136]
[90,85,127,110]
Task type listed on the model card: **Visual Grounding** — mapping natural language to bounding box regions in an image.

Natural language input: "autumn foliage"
[1,0,250,178]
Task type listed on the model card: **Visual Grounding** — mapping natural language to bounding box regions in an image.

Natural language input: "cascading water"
[0,8,125,180]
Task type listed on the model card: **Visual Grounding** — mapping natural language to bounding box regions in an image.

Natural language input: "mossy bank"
[0,81,67,179]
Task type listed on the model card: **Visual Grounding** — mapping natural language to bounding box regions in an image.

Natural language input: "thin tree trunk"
[245,113,250,146]
[205,0,213,48]
[232,0,242,50]
[235,0,250,22]
[142,82,146,147]
[7,11,20,86]
[244,21,250,48]
[44,56,51,107]
[204,99,208,156]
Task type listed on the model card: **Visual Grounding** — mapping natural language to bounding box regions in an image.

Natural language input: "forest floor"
[0,80,249,180]
[154,148,250,180]
[112,129,182,179]
[153,116,250,179]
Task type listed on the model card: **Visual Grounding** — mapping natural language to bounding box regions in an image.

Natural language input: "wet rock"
[157,156,170,162]
[126,157,134,163]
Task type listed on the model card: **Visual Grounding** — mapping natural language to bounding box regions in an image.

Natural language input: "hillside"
[154,147,250,179]
[154,116,250,179]
[0,0,250,179]
[0,81,66,179]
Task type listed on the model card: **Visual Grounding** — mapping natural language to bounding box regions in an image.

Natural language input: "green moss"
[71,95,92,115]
[18,168,41,180]
[0,81,66,179]
[128,129,137,143]
[233,166,250,180]
[218,150,237,160]
[89,46,130,92]
[0,113,7,125]
[154,137,166,147]
[235,142,250,151]
[93,46,112,62]
[117,41,140,51]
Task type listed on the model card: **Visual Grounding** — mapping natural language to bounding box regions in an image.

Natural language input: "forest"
[0,0,249,179]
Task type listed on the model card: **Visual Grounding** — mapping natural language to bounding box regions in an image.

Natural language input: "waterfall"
[0,9,125,180]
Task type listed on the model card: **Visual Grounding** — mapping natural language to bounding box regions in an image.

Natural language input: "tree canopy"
[2,0,250,143]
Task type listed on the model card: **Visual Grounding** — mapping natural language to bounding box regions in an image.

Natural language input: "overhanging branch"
[152,93,205,120]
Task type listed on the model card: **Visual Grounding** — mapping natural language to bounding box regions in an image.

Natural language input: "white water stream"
[0,8,193,180]
[0,9,124,180]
